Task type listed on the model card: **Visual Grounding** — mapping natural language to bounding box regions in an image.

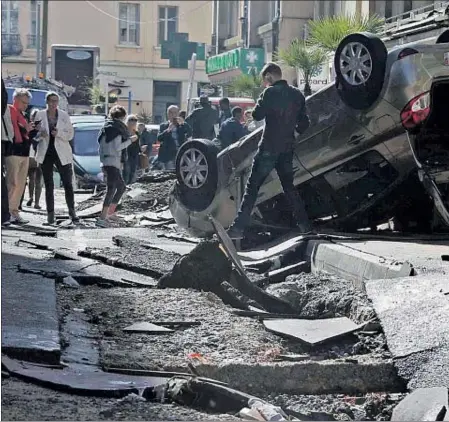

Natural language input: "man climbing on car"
[227,62,313,240]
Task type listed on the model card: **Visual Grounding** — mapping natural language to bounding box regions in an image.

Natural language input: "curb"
[192,358,405,396]
[306,240,414,291]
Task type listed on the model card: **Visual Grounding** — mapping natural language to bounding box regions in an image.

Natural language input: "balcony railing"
[380,1,449,36]
[27,34,41,49]
[1,33,23,57]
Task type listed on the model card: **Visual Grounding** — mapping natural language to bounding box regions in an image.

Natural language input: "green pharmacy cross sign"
[161,32,206,69]
[206,48,264,76]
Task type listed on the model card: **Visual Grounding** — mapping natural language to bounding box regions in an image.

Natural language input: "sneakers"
[34,204,42,210]
[226,225,244,240]
[10,215,29,225]
[107,213,121,222]
[96,218,112,228]
[2,220,11,228]
[26,199,33,207]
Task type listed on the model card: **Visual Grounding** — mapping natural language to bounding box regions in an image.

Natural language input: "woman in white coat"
[35,92,77,224]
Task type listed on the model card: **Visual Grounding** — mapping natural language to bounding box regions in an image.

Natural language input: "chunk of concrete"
[123,322,174,334]
[2,356,168,398]
[263,317,360,347]
[391,387,448,421]
[2,270,61,365]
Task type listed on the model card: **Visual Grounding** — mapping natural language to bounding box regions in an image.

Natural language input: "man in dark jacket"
[227,62,312,239]
[217,107,249,150]
[157,105,192,170]
[218,97,232,128]
[185,95,217,140]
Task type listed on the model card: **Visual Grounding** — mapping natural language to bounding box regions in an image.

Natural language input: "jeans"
[40,144,75,214]
[123,154,139,185]
[233,149,312,231]
[103,166,126,207]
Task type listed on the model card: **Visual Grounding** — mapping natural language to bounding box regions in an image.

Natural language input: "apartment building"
[207,0,315,86]
[1,0,212,120]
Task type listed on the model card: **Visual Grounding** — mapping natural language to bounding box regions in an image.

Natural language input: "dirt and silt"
[2,174,406,420]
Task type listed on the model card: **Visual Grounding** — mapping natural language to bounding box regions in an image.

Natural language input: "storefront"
[206,47,265,84]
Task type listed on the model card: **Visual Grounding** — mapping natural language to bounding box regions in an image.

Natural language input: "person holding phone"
[34,92,77,225]
[4,88,39,224]
[157,105,192,171]
[97,105,138,227]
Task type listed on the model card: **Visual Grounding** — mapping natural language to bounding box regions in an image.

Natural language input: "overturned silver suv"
[170,30,449,237]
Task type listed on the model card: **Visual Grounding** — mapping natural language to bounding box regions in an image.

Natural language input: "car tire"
[334,32,387,110]
[175,139,220,212]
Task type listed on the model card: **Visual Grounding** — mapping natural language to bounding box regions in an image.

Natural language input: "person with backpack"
[96,105,138,227]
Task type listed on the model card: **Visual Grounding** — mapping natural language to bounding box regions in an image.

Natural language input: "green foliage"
[137,109,153,124]
[276,39,328,96]
[226,71,264,101]
[307,14,384,52]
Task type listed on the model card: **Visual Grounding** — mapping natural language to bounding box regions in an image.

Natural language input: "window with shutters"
[1,0,19,34]
[118,3,140,45]
[158,6,178,45]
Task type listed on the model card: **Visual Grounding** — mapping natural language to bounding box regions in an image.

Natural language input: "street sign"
[206,48,264,76]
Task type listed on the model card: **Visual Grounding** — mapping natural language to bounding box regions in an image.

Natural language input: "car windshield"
[73,127,101,156]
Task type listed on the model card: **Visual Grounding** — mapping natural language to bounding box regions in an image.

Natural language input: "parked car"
[170,30,449,237]
[70,117,105,189]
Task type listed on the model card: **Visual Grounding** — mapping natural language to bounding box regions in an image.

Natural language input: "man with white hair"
[157,105,192,170]
[4,88,38,224]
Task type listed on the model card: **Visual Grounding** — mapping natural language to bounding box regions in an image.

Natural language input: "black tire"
[175,139,220,212]
[334,32,387,110]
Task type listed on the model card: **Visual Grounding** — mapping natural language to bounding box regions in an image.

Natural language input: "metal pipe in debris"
[186,53,197,112]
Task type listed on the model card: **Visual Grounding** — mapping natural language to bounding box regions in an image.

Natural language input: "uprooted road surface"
[2,176,449,421]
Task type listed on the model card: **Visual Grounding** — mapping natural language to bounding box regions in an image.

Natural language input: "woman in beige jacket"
[34,92,77,224]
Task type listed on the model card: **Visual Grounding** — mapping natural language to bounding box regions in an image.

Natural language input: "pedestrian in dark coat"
[185,95,217,140]
[227,62,312,239]
[157,105,192,170]
[217,106,249,150]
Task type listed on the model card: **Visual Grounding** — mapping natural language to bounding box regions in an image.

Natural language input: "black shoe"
[69,209,80,223]
[226,225,244,240]
[47,212,55,225]
[26,199,33,207]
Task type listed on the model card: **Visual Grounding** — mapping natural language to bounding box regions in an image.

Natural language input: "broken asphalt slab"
[307,240,414,291]
[391,387,448,421]
[263,317,360,348]
[17,256,158,288]
[1,269,60,365]
[365,274,449,388]
[2,356,168,398]
[123,322,174,334]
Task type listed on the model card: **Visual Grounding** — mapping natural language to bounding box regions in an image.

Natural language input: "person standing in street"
[97,105,138,227]
[1,78,13,226]
[185,95,217,140]
[4,88,37,224]
[227,62,313,240]
[157,105,192,170]
[122,114,139,185]
[34,92,77,225]
[217,106,249,150]
[25,108,43,209]
[218,97,232,128]
[137,122,155,166]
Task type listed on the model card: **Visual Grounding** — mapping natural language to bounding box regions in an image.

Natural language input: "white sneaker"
[95,218,111,228]
[10,215,29,225]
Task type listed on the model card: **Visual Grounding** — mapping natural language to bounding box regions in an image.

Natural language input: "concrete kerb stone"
[305,240,414,291]
[189,358,405,396]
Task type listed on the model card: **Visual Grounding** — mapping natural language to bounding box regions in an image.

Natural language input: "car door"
[295,88,374,177]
